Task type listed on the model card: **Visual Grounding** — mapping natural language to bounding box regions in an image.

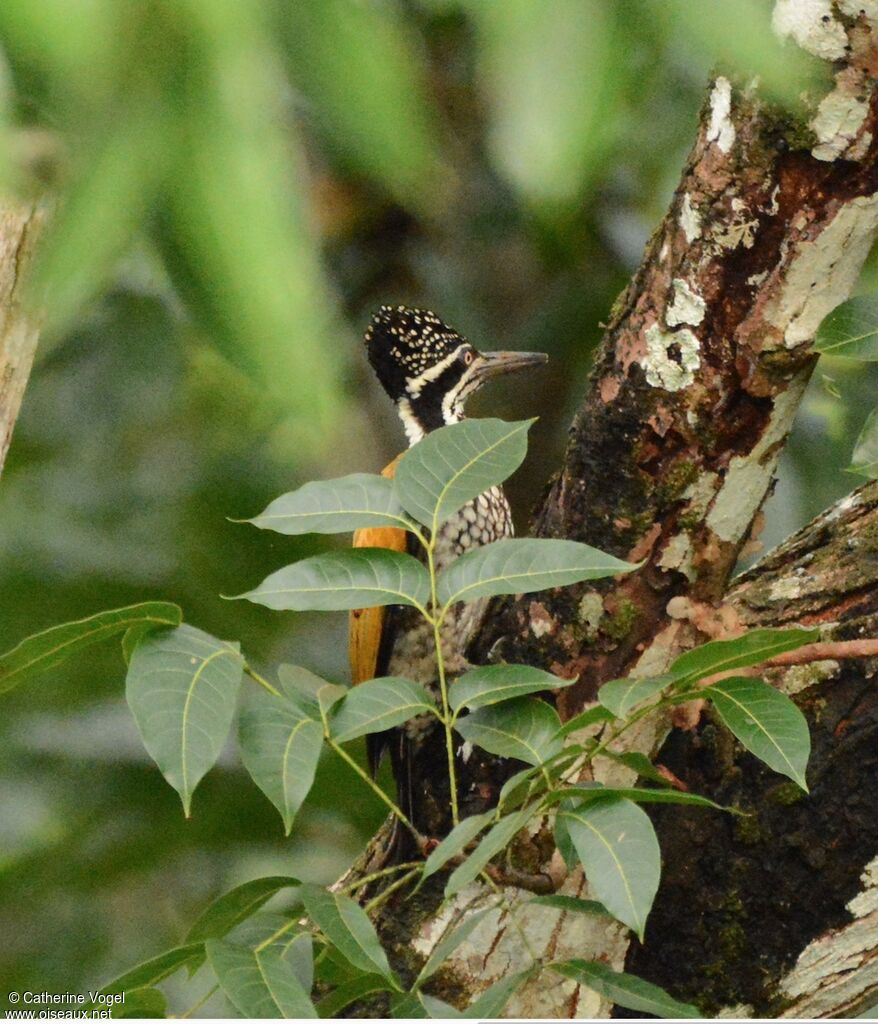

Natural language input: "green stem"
[338,860,422,896]
[329,736,420,838]
[364,867,420,914]
[254,916,300,953]
[427,544,460,826]
[589,690,693,763]
[316,699,420,837]
[244,664,281,698]
[179,984,218,1019]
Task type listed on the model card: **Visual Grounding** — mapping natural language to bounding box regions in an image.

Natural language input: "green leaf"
[849,408,878,478]
[0,602,182,695]
[278,664,347,717]
[422,811,493,881]
[300,884,398,987]
[236,549,431,613]
[395,418,533,532]
[111,988,166,1019]
[554,811,578,871]
[546,783,728,812]
[458,969,532,1018]
[555,703,615,739]
[390,991,431,1018]
[529,894,609,917]
[227,913,303,955]
[96,944,203,996]
[551,959,700,1018]
[185,876,301,946]
[602,750,674,787]
[598,675,672,718]
[497,766,538,811]
[437,538,634,607]
[815,296,878,361]
[245,473,413,536]
[318,975,393,1018]
[415,908,493,985]
[455,697,562,766]
[206,938,317,1018]
[559,797,660,939]
[285,932,315,993]
[450,664,576,713]
[670,627,818,685]
[413,993,461,1018]
[240,685,324,833]
[329,677,438,743]
[704,676,811,790]
[445,806,532,897]
[122,623,166,666]
[126,624,244,816]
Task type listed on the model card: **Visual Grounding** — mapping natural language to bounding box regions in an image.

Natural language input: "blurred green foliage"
[0,0,875,1016]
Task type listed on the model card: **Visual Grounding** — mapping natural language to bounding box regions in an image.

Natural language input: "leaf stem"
[338,860,423,896]
[244,663,281,697]
[328,736,420,838]
[364,866,421,914]
[179,984,218,1019]
[254,916,300,953]
[426,543,460,826]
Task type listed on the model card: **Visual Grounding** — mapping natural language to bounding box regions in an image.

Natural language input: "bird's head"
[365,305,547,444]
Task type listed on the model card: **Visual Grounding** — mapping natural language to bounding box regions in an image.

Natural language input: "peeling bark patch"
[680,193,702,243]
[772,0,847,60]
[847,855,878,918]
[812,72,871,161]
[659,532,695,580]
[763,193,878,347]
[707,77,736,154]
[666,278,706,327]
[839,0,878,25]
[641,324,700,391]
[705,376,808,544]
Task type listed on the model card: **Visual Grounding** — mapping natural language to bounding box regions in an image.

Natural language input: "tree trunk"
[359,5,878,1017]
[0,201,42,478]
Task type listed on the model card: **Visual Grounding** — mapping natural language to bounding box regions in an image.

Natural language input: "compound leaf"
[0,602,181,695]
[558,796,660,939]
[451,664,575,713]
[395,418,532,531]
[455,697,562,766]
[438,538,634,607]
[245,473,412,535]
[126,625,244,816]
[704,676,810,790]
[237,549,430,613]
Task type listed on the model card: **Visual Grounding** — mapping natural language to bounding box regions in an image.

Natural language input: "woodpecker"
[349,305,547,837]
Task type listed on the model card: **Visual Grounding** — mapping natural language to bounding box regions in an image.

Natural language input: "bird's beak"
[471,349,548,383]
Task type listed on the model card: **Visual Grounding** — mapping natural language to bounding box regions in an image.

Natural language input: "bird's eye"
[462,350,474,366]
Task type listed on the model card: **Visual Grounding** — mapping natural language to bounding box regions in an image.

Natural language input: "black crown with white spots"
[365,305,468,403]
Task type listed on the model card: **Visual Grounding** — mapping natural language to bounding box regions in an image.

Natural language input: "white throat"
[397,397,463,447]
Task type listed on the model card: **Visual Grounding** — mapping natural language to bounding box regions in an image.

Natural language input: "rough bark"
[0,202,42,478]
[623,480,878,1018]
[361,5,878,1018]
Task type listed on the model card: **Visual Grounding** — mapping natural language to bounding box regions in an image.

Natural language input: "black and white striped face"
[365,305,547,444]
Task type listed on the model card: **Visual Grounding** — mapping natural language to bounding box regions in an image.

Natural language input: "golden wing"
[349,454,406,686]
